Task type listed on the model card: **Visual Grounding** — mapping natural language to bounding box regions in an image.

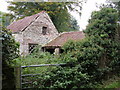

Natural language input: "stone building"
[43,31,85,55]
[7,11,58,55]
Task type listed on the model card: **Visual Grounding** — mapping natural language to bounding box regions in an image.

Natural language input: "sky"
[0,0,10,13]
[0,0,107,30]
[77,0,106,30]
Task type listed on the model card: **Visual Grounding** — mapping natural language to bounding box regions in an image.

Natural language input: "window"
[42,26,47,35]
[29,43,38,54]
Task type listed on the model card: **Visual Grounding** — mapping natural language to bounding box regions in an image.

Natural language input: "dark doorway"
[45,49,55,54]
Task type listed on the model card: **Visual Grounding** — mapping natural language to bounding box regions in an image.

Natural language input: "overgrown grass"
[14,52,58,66]
[12,48,62,74]
[105,81,120,88]
[97,76,120,88]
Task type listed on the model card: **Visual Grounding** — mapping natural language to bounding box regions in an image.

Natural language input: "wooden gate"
[14,63,66,89]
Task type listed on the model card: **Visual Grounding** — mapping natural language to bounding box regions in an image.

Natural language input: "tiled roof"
[7,11,45,33]
[44,31,85,47]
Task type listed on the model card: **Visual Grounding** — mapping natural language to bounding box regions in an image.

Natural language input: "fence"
[14,63,67,89]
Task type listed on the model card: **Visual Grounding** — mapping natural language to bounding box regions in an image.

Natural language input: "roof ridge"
[39,10,46,13]
[60,31,83,35]
[23,11,46,18]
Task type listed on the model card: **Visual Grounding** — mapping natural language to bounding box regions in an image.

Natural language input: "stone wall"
[12,33,24,55]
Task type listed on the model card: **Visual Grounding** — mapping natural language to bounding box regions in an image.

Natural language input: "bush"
[2,27,19,89]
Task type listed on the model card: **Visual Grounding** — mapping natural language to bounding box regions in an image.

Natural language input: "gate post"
[14,66,21,89]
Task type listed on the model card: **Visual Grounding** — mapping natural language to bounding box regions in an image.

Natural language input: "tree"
[84,8,120,69]
[1,27,19,89]
[69,16,80,31]
[7,2,83,32]
[113,1,120,40]
[0,11,11,27]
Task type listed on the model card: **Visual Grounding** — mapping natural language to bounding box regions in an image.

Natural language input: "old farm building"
[7,11,58,55]
[7,11,85,55]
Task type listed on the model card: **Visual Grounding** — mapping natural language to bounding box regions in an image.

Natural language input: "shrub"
[2,27,19,89]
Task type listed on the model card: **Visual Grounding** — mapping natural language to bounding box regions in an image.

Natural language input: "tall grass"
[12,46,61,74]
[105,81,120,88]
[97,76,120,88]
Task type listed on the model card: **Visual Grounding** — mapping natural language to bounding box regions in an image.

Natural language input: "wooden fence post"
[14,66,21,89]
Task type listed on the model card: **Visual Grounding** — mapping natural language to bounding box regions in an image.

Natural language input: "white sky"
[71,0,107,30]
[0,0,10,13]
[0,0,107,30]
[79,0,106,30]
